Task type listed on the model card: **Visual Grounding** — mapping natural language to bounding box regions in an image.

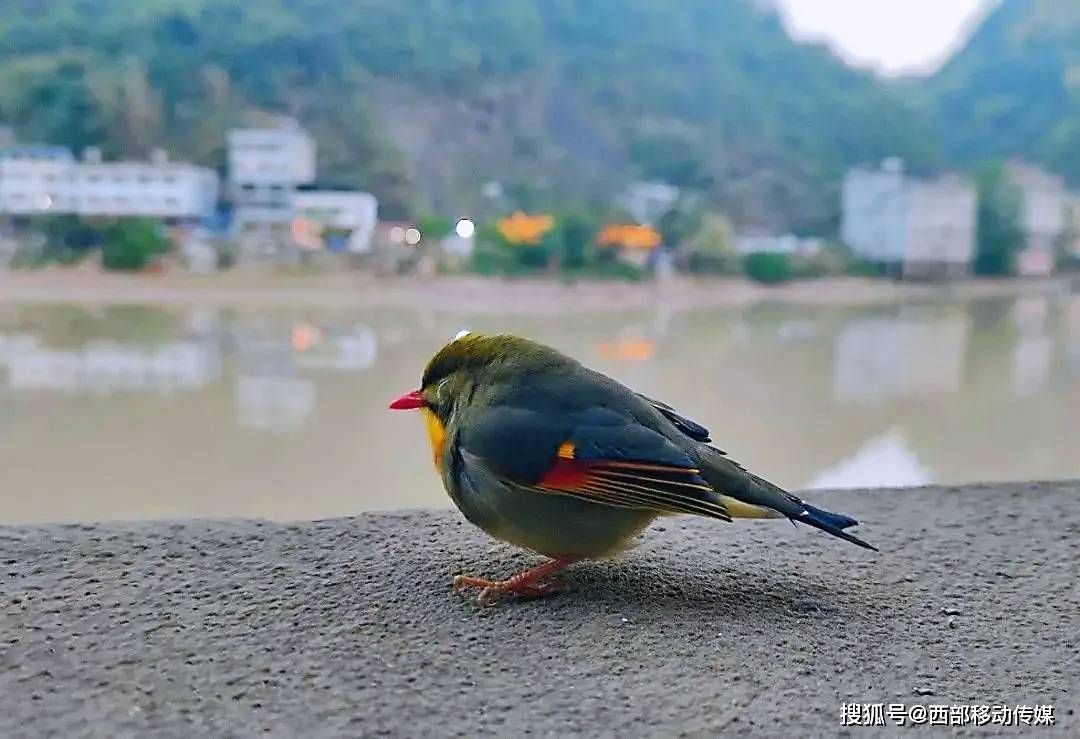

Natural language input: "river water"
[1,290,1077,523]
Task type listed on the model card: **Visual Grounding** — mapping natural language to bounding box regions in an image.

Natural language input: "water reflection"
[809,429,932,489]
[236,375,317,433]
[6,340,220,394]
[832,307,970,404]
[1010,295,1058,398]
[1066,296,1080,372]
[0,292,1077,523]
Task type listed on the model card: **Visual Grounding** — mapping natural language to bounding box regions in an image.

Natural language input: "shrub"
[101,219,170,271]
[567,259,646,282]
[743,252,792,284]
[470,245,530,277]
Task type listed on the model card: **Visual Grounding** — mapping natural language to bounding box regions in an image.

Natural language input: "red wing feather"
[533,457,731,521]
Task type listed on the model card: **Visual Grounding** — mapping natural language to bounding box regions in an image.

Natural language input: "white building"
[292,187,378,253]
[0,145,219,220]
[73,149,218,219]
[842,158,976,280]
[0,146,77,214]
[228,123,316,226]
[1005,161,1069,277]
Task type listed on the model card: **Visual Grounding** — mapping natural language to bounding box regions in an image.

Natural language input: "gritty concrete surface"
[2,481,1078,738]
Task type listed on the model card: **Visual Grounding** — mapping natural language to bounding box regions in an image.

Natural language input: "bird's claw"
[452,574,567,606]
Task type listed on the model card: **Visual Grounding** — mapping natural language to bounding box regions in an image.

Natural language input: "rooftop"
[0,145,74,161]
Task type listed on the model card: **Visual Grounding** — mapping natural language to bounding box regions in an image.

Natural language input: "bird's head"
[389,331,558,421]
[391,331,549,467]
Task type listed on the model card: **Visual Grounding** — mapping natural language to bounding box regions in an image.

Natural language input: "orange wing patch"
[557,441,576,459]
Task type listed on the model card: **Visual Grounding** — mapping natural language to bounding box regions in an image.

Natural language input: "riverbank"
[1,266,1074,312]
[2,480,1076,736]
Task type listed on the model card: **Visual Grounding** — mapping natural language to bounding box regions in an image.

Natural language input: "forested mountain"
[0,0,944,229]
[11,1,1078,229]
[926,0,1080,186]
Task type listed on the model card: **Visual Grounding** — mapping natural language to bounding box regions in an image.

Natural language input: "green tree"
[556,212,597,270]
[101,218,170,271]
[657,201,703,249]
[685,213,737,273]
[417,215,453,241]
[473,216,558,274]
[973,163,1025,276]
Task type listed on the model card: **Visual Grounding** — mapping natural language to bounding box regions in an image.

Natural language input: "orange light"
[596,224,662,250]
[291,322,321,352]
[292,218,323,250]
[496,211,555,245]
[597,339,655,361]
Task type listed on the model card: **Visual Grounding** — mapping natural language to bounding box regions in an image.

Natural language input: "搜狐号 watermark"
[841,703,1054,727]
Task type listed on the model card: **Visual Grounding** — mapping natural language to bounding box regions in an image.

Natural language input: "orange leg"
[452,557,578,605]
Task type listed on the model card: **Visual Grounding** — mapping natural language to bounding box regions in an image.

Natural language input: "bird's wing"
[633,394,877,550]
[636,393,712,442]
[457,406,731,521]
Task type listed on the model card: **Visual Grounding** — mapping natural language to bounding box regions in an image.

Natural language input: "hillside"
[928,0,1080,184]
[0,0,939,229]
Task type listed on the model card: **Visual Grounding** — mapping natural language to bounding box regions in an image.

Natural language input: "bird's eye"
[435,377,452,402]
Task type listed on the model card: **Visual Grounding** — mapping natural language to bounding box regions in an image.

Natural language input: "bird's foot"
[452,557,577,606]
[452,575,567,605]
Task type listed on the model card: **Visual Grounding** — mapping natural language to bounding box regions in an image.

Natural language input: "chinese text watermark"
[841,703,1054,727]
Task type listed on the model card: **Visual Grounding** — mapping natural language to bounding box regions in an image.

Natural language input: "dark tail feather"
[796,503,877,551]
[692,446,876,551]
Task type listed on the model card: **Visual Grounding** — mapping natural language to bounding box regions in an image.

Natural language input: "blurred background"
[0,0,1077,523]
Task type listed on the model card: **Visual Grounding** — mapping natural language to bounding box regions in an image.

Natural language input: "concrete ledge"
[2,481,1077,737]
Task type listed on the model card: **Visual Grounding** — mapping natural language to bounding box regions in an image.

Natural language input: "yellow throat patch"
[420,408,446,470]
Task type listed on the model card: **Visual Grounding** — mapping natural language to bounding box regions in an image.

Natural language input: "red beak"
[389,389,425,410]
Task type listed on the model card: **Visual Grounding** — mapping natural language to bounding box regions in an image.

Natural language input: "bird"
[390,331,875,604]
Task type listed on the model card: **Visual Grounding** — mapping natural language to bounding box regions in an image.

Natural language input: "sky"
[776,0,995,76]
